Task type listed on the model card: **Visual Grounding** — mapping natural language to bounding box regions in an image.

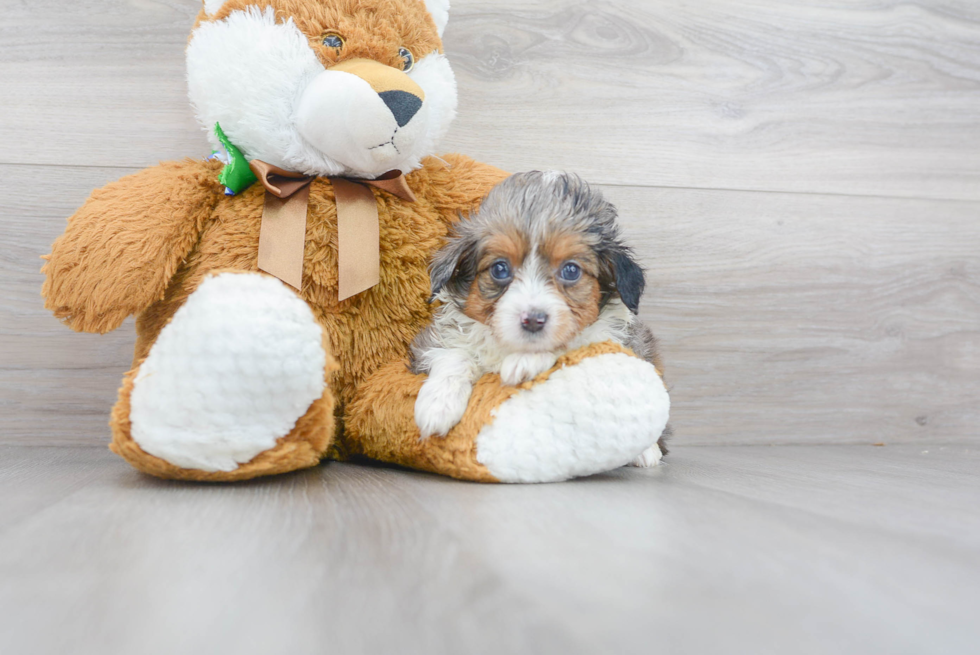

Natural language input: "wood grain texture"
[0,444,977,654]
[443,0,980,200]
[2,0,980,199]
[0,165,139,445]
[606,185,980,445]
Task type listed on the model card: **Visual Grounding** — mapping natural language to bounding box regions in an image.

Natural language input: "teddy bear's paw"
[475,352,670,483]
[129,272,327,472]
[627,444,664,468]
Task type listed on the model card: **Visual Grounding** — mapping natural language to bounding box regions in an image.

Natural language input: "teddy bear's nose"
[326,58,426,130]
[379,90,423,127]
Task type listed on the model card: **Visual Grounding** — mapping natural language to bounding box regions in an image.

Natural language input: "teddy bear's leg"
[343,342,670,483]
[109,272,338,481]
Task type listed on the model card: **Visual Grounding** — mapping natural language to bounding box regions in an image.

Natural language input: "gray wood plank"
[5,164,977,446]
[0,0,207,166]
[444,0,980,200]
[0,444,977,655]
[603,184,980,446]
[0,445,107,532]
[386,443,980,654]
[0,449,585,655]
[2,0,979,199]
[0,165,139,446]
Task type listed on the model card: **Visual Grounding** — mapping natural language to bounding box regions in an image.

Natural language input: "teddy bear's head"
[187,0,455,179]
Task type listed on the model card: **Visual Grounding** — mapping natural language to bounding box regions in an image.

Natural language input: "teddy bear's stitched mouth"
[368,132,401,155]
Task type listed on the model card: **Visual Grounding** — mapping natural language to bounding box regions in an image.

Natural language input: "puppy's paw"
[500,352,558,386]
[415,377,473,439]
[628,444,663,468]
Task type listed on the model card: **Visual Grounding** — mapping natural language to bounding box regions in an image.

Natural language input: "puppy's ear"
[609,248,646,314]
[429,230,478,302]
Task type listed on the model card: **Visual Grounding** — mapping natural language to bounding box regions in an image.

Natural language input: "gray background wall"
[2,0,978,447]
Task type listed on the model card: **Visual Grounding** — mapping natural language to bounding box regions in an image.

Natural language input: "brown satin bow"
[248,160,417,300]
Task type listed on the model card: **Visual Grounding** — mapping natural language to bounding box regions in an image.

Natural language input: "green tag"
[215,123,257,194]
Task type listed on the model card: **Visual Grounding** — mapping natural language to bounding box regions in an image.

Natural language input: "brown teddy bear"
[41,0,670,483]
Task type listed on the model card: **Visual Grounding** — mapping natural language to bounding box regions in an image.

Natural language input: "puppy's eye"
[399,47,415,72]
[322,33,345,49]
[489,260,512,282]
[559,262,582,282]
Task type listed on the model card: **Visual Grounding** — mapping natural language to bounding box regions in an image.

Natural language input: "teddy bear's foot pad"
[129,272,327,472]
[475,352,669,483]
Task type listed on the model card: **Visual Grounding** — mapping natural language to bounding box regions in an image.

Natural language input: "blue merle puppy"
[410,171,669,466]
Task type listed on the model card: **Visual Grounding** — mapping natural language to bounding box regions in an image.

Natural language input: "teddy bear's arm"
[42,159,223,334]
[344,341,670,483]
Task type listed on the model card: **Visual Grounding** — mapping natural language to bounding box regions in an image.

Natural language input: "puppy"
[410,171,669,466]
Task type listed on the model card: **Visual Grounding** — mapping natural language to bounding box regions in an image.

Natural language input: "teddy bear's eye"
[399,47,415,72]
[322,33,345,49]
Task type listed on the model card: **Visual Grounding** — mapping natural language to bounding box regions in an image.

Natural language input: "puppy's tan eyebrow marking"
[477,230,529,272]
[543,231,598,276]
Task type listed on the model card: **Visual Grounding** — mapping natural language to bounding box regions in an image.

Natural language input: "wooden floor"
[2,1,979,652]
[0,444,977,654]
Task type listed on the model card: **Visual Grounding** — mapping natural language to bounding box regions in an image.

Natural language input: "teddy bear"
[41,0,671,483]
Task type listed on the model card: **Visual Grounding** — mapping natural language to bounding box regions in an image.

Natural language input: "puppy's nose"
[379,90,422,127]
[521,311,548,333]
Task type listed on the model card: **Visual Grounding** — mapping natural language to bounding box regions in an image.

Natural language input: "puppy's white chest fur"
[499,352,558,386]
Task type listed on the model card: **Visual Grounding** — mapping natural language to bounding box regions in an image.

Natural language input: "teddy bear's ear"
[202,0,228,16]
[423,0,450,38]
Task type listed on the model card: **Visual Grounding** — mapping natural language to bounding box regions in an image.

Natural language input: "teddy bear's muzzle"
[295,58,428,176]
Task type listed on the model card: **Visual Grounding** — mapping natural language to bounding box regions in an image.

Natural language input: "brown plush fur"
[42,161,223,335]
[44,153,512,480]
[195,0,444,66]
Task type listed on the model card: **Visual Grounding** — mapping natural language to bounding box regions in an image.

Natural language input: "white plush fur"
[475,353,670,483]
[423,0,450,37]
[202,0,227,15]
[186,6,457,179]
[187,8,323,171]
[295,69,414,174]
[130,273,327,472]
